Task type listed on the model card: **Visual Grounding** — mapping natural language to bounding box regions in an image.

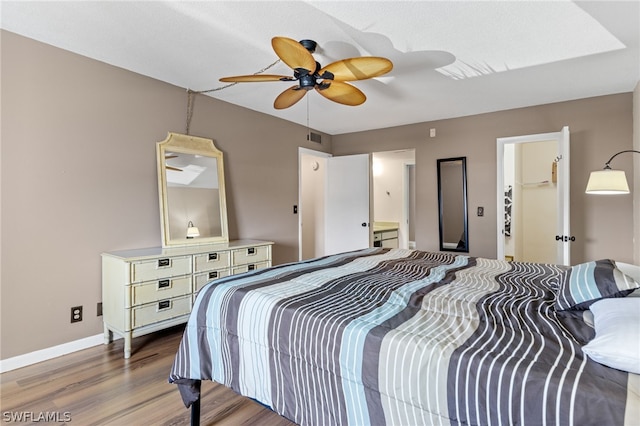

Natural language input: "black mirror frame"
[437,157,469,253]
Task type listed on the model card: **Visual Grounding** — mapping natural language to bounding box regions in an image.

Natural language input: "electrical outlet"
[97,302,103,317]
[71,306,83,323]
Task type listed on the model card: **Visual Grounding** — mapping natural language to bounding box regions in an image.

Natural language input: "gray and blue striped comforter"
[169,248,639,425]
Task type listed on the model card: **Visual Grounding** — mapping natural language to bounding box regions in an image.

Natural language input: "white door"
[556,126,571,264]
[324,154,371,256]
[496,126,571,265]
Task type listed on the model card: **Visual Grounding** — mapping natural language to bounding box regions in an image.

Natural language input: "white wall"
[518,141,559,264]
[300,151,328,260]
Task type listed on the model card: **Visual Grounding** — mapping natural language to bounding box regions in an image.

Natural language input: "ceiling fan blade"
[219,74,295,83]
[272,37,317,72]
[319,57,393,81]
[315,81,366,106]
[274,85,308,109]
[166,166,182,172]
[165,155,178,159]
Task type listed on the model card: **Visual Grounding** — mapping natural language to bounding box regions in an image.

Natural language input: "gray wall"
[0,31,332,359]
[332,94,636,263]
[1,30,637,359]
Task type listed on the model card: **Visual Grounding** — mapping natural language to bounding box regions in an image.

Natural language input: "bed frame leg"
[190,381,201,426]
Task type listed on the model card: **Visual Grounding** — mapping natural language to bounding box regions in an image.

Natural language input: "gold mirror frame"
[157,132,229,247]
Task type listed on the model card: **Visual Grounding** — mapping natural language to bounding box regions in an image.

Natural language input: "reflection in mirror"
[437,157,468,252]
[157,133,229,247]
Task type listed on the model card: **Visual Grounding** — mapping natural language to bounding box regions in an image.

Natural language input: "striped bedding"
[169,248,639,425]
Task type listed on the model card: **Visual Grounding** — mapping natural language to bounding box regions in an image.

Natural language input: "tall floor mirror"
[437,157,469,252]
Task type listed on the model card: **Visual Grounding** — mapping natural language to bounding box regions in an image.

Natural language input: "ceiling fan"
[219,37,393,109]
[165,154,182,172]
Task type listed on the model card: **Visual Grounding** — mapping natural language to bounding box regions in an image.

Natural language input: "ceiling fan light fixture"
[298,39,317,53]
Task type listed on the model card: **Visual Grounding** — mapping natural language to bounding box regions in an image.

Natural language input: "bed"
[169,248,640,425]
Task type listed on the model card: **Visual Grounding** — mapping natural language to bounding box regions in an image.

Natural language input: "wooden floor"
[0,326,296,425]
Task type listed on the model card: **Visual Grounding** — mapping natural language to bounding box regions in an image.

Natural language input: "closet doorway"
[496,127,570,265]
[372,150,416,250]
[298,148,415,261]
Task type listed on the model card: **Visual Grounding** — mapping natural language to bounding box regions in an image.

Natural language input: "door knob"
[361,222,368,227]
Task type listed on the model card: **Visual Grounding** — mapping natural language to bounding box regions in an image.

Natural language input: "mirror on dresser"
[157,132,229,247]
[437,157,469,252]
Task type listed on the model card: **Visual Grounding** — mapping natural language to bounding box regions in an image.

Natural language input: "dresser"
[102,240,273,358]
[373,221,399,248]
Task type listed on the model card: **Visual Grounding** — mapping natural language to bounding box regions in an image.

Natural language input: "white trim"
[0,333,104,373]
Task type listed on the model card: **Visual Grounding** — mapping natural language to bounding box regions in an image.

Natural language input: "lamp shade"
[585,169,630,194]
[186,221,200,238]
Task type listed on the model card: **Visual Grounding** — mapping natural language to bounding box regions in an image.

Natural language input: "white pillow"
[616,262,640,297]
[582,297,640,374]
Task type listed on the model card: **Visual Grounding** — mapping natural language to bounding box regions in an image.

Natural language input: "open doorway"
[372,150,416,250]
[299,148,416,261]
[298,148,331,260]
[496,127,570,265]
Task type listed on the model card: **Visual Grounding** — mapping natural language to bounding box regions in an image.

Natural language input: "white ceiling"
[2,1,639,135]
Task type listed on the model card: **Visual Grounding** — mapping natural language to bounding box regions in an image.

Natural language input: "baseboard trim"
[0,334,104,373]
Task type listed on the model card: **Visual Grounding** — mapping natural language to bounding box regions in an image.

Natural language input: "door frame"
[403,162,416,249]
[496,126,570,264]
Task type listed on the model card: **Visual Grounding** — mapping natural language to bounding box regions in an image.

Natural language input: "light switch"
[477,206,484,217]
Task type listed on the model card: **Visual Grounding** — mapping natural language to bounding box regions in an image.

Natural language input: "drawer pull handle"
[248,264,256,271]
[208,253,218,261]
[247,247,256,256]
[158,279,170,289]
[158,300,171,310]
[209,271,218,279]
[158,258,170,268]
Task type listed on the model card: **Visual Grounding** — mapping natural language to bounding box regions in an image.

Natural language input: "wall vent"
[307,132,322,144]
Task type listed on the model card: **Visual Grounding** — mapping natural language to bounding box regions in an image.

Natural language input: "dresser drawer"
[130,276,192,307]
[381,239,399,248]
[193,250,231,273]
[374,230,398,241]
[194,269,230,292]
[232,245,270,266]
[131,295,191,328]
[130,256,191,283]
[232,261,270,275]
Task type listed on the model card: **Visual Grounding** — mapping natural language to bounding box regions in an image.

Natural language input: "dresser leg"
[124,333,132,359]
[103,325,113,344]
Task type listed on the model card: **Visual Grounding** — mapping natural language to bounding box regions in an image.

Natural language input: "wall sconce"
[186,221,200,238]
[585,150,639,194]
